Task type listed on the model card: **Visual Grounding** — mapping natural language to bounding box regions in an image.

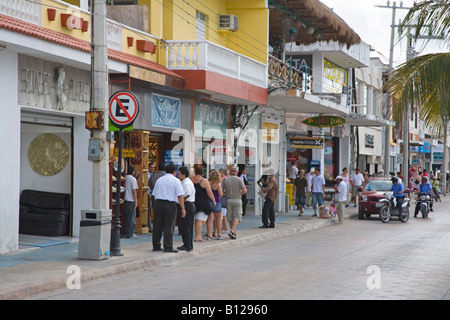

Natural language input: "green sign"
[194,101,228,139]
[302,116,346,128]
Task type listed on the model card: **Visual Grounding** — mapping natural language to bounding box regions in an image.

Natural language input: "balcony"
[0,0,164,71]
[268,54,351,115]
[165,40,268,105]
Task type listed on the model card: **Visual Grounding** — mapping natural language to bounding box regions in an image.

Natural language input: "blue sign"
[164,149,183,166]
[151,94,180,129]
[418,142,431,153]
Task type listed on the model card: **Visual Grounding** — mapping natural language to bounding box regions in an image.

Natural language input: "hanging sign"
[302,115,345,128]
[151,94,180,129]
[108,90,139,129]
[289,137,324,149]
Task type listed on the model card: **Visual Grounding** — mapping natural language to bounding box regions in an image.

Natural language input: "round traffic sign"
[108,90,139,129]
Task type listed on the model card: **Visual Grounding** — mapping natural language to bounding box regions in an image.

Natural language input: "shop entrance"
[19,112,73,238]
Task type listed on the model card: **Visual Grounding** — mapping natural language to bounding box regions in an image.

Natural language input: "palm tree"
[383,0,450,190]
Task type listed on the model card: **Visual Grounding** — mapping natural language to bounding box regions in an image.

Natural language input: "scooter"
[379,192,410,223]
[415,192,432,218]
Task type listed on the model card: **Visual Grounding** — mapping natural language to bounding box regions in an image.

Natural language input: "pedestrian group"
[124,162,359,254]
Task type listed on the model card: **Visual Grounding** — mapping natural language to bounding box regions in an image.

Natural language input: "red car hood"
[362,190,388,198]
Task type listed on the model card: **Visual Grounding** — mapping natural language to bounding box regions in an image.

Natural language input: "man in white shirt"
[176,166,196,252]
[350,167,364,207]
[152,163,185,253]
[124,165,138,239]
[288,161,299,181]
[334,175,347,224]
[311,167,325,217]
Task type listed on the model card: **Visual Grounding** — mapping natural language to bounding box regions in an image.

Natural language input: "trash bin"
[78,209,112,260]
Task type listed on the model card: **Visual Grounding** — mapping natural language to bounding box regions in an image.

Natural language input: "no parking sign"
[108,90,139,129]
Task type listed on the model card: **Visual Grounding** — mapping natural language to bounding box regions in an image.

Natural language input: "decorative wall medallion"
[28,134,69,176]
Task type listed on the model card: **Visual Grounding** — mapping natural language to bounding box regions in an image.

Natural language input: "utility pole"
[375,1,410,177]
[90,0,110,211]
[79,0,113,259]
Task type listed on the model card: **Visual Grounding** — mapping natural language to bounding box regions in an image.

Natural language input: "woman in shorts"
[209,170,224,240]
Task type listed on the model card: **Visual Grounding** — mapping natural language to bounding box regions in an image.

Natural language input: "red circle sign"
[108,90,139,129]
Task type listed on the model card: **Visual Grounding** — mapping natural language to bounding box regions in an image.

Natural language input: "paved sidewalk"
[0,206,358,299]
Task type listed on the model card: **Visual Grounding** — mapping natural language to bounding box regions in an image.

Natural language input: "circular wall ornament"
[28,133,69,176]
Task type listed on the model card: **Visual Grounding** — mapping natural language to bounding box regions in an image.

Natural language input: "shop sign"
[365,134,374,148]
[302,115,346,128]
[433,152,443,162]
[289,137,324,149]
[114,148,135,158]
[323,59,347,93]
[194,101,228,139]
[262,122,279,143]
[151,94,180,129]
[164,149,183,165]
[418,142,431,153]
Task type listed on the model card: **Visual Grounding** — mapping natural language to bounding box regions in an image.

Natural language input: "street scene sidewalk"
[0,206,358,300]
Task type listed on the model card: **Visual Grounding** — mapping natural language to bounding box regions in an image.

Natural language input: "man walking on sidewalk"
[311,167,325,217]
[258,169,278,228]
[223,166,247,239]
[334,175,347,224]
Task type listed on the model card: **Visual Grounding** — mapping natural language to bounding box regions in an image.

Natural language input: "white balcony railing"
[0,0,41,25]
[166,40,268,88]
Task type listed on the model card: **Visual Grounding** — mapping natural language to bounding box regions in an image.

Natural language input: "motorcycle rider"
[389,177,404,215]
[414,176,433,217]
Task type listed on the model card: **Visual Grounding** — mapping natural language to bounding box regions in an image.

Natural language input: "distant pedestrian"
[223,166,247,239]
[147,162,155,232]
[306,168,315,208]
[238,166,250,216]
[350,167,364,207]
[124,165,138,239]
[293,169,307,216]
[176,166,196,252]
[258,169,278,228]
[191,165,216,242]
[152,163,185,253]
[311,167,325,217]
[219,168,229,234]
[334,175,347,224]
[341,167,350,207]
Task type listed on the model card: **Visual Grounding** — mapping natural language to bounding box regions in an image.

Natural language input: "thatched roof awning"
[269,0,361,48]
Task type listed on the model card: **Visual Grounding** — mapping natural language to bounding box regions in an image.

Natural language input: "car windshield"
[365,180,392,191]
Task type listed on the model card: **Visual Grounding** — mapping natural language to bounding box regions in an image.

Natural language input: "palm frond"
[401,0,450,45]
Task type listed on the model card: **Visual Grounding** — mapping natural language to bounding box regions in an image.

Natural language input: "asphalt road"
[31,199,450,301]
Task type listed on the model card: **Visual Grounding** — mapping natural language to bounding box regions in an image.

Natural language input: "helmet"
[421,176,428,182]
[391,177,398,183]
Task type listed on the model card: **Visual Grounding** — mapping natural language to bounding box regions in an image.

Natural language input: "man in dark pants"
[152,163,185,253]
[258,169,278,228]
[177,166,196,252]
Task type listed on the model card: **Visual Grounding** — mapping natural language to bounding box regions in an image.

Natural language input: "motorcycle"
[379,192,410,223]
[415,192,432,218]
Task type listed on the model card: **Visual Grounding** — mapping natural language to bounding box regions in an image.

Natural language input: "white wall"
[20,124,72,194]
[0,50,19,254]
[72,116,93,237]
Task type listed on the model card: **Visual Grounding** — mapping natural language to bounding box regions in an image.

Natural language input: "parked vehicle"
[379,191,410,223]
[415,192,432,218]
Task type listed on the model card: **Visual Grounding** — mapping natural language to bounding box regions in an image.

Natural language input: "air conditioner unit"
[218,14,238,32]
